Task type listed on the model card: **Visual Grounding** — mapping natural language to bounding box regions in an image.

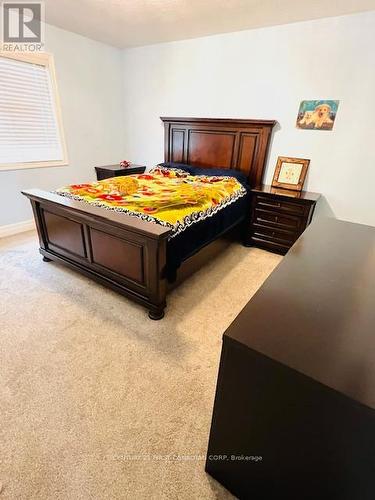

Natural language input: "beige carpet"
[0,231,281,500]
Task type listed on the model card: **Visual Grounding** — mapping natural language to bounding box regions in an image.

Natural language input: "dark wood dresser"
[206,218,375,500]
[95,164,146,181]
[247,185,320,254]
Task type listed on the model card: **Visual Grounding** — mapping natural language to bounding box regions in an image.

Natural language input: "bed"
[22,117,276,319]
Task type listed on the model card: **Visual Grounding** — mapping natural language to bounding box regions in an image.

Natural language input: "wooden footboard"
[22,189,171,319]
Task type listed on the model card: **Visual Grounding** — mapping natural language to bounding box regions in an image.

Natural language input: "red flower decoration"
[138,174,154,180]
[98,194,123,201]
[143,207,157,213]
[71,183,92,189]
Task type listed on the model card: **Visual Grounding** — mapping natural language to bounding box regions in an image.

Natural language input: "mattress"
[55,166,246,238]
[54,163,250,278]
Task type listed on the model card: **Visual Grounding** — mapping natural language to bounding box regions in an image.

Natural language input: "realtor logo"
[1,1,44,50]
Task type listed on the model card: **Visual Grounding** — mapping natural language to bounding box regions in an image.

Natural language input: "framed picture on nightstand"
[272,156,310,192]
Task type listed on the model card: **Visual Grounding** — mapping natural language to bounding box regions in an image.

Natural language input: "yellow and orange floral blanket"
[55,167,247,238]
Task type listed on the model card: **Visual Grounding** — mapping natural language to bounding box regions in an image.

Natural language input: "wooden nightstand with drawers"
[247,185,320,254]
[95,164,146,181]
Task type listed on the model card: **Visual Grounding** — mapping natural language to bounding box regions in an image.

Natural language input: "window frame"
[0,51,68,171]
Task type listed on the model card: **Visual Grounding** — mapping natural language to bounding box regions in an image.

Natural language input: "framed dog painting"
[272,156,310,192]
[296,100,339,130]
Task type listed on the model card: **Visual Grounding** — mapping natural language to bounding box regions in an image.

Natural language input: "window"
[0,52,68,170]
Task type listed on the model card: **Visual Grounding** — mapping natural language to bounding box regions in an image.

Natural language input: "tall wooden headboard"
[161,117,276,188]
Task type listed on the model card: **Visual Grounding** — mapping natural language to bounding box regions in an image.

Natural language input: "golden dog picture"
[296,100,339,130]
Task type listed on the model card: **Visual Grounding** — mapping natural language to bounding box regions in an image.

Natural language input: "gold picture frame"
[272,156,310,192]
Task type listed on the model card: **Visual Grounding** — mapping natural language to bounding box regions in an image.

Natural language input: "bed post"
[147,236,168,320]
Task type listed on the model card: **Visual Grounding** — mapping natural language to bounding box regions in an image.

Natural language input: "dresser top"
[252,184,321,202]
[225,217,375,409]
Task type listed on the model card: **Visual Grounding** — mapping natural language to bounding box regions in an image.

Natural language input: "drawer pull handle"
[257,200,304,214]
[258,201,281,208]
[258,217,275,224]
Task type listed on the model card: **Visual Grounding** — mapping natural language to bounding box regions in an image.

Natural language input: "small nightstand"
[247,185,320,254]
[95,164,146,181]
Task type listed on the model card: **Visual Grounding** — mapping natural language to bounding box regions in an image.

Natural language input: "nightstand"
[95,164,146,181]
[247,185,320,254]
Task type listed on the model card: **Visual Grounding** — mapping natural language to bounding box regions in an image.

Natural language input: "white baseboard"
[0,219,35,238]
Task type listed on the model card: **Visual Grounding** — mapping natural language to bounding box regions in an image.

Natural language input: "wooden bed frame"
[23,117,276,319]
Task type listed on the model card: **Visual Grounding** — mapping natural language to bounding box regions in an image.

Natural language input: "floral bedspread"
[55,167,247,238]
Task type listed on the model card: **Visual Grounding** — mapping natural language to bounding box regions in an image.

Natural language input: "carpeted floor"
[0,231,282,500]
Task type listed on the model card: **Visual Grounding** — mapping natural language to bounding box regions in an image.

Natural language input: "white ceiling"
[44,0,375,48]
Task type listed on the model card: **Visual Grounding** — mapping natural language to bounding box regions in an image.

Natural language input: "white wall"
[122,11,375,226]
[0,24,125,226]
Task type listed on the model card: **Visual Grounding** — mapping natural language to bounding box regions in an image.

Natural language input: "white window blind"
[0,54,66,168]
